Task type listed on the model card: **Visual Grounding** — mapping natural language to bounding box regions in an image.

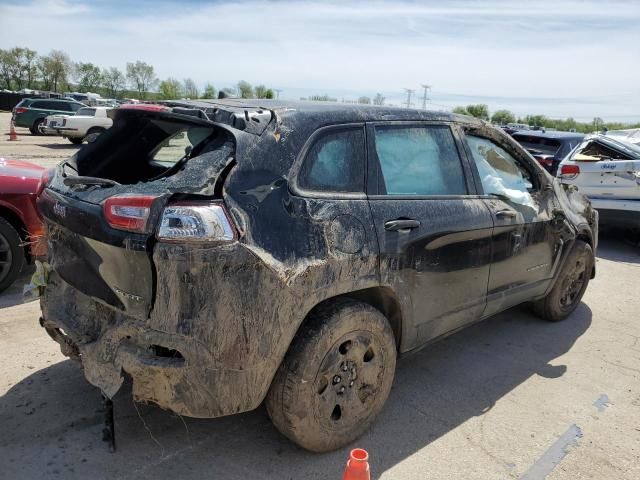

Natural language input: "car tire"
[265,298,397,452]
[31,118,45,136]
[84,127,106,143]
[0,217,26,293]
[69,137,84,145]
[532,240,593,322]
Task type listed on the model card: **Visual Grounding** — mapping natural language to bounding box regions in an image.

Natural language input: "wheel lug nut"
[333,375,341,384]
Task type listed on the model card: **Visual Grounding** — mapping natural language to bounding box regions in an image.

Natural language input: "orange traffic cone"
[343,448,370,480]
[9,121,18,141]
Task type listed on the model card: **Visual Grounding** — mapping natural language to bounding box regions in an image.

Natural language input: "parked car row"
[506,127,640,233]
[11,98,113,144]
[40,106,113,144]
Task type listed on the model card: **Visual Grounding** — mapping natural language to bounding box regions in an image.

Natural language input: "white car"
[558,134,640,231]
[40,106,113,144]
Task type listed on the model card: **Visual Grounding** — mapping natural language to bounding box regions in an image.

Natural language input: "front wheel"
[266,298,397,452]
[0,217,25,293]
[532,240,594,322]
[69,137,84,145]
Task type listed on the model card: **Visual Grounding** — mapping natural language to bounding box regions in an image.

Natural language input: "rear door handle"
[495,209,517,218]
[384,219,421,231]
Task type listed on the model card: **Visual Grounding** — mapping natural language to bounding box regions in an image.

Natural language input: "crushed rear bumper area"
[40,270,274,418]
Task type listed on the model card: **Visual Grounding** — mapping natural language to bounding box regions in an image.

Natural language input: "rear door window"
[76,108,96,116]
[372,125,467,195]
[298,127,365,193]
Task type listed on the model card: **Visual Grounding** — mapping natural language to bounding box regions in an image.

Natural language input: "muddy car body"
[37,100,598,451]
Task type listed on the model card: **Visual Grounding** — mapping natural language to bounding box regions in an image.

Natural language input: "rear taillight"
[560,164,580,179]
[157,202,235,243]
[14,107,27,114]
[103,195,159,233]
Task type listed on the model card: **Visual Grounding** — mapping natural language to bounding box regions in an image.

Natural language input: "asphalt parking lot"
[1,111,639,479]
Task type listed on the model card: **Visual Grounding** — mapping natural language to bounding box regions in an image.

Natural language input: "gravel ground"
[1,109,639,480]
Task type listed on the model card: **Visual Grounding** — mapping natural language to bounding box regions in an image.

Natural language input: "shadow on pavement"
[596,230,640,264]
[38,143,80,150]
[0,303,592,479]
[0,267,36,308]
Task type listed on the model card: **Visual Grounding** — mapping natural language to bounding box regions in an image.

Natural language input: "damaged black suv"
[37,100,598,452]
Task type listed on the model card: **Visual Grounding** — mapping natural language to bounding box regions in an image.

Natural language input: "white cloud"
[1,0,639,119]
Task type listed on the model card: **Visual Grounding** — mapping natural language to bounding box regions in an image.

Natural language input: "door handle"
[384,219,421,231]
[495,209,517,218]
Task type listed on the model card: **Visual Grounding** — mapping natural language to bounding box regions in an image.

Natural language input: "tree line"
[0,46,276,101]
[453,104,640,133]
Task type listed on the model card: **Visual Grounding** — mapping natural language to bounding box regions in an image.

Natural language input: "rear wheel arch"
[0,205,29,259]
[291,287,403,353]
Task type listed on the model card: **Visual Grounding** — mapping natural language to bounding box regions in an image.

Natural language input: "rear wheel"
[84,127,106,143]
[30,118,45,135]
[266,298,396,452]
[532,240,593,322]
[0,217,25,293]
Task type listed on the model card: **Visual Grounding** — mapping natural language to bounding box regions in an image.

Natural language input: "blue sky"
[1,0,639,121]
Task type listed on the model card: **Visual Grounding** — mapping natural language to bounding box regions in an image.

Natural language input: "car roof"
[157,98,482,131]
[512,130,584,140]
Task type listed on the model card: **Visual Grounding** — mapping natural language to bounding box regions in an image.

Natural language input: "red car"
[0,158,47,292]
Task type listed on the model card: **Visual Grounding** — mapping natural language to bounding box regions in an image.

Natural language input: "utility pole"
[274,89,282,99]
[403,88,414,109]
[421,84,431,110]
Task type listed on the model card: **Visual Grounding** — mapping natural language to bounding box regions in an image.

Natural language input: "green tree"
[465,104,490,120]
[358,96,371,104]
[74,62,102,92]
[37,50,72,92]
[126,60,158,99]
[237,80,253,98]
[0,47,38,90]
[524,114,548,127]
[264,88,274,99]
[254,84,268,98]
[221,87,236,97]
[158,77,183,99]
[101,67,126,98]
[452,106,469,115]
[183,78,199,98]
[373,93,385,106]
[201,83,217,99]
[490,109,515,125]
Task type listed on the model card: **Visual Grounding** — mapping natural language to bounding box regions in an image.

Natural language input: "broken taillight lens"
[157,202,235,243]
[560,164,580,179]
[103,195,159,233]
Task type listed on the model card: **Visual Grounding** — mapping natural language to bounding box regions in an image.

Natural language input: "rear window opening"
[513,135,561,156]
[70,113,232,185]
[573,140,634,161]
